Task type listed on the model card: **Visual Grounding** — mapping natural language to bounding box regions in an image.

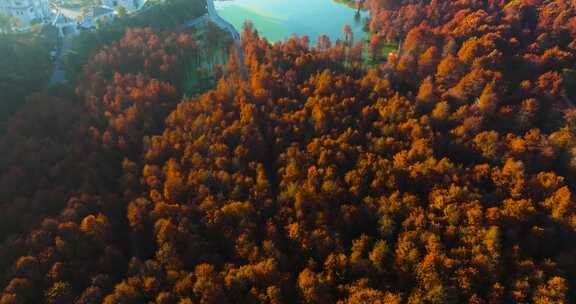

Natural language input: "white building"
[102,0,142,11]
[81,5,115,26]
[50,0,148,37]
[52,9,78,37]
[0,0,49,26]
[53,4,116,37]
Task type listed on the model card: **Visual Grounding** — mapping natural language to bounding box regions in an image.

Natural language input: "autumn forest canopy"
[1,0,576,303]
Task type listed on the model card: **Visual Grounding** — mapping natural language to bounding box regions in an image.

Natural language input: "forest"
[62,0,208,79]
[1,0,576,303]
[0,26,56,130]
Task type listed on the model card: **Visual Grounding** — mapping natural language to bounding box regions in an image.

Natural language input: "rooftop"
[92,5,113,18]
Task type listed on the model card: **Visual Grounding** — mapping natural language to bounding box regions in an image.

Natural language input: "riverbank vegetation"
[332,0,363,10]
[1,0,576,303]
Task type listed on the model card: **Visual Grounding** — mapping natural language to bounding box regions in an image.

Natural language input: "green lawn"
[362,39,399,66]
[332,0,362,10]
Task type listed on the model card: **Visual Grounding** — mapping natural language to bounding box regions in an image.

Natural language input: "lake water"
[214,0,368,44]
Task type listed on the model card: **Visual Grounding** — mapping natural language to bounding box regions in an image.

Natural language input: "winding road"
[184,0,240,41]
[206,0,240,42]
[48,38,71,86]
[185,0,243,62]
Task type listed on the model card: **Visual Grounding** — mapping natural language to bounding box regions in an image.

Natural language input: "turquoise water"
[214,0,368,44]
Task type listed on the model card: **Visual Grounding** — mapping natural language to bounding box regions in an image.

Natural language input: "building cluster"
[0,0,145,35]
[0,0,50,26]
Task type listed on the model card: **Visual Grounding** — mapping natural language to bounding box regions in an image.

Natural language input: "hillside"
[1,0,576,303]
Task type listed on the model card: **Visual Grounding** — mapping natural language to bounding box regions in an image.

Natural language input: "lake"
[214,0,368,44]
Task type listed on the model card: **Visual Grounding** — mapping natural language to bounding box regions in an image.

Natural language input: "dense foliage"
[63,0,207,80]
[0,28,55,130]
[1,0,576,303]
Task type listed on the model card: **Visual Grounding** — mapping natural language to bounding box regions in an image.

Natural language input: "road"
[185,0,243,62]
[48,37,71,86]
[205,0,240,42]
[184,14,210,28]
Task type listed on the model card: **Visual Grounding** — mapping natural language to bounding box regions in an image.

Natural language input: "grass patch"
[362,39,398,66]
